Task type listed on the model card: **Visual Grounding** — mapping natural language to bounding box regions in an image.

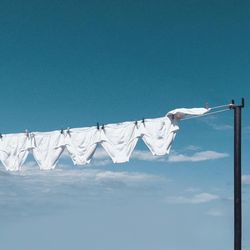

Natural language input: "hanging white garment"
[0,106,211,171]
[0,133,34,171]
[167,107,210,119]
[100,122,140,163]
[140,107,210,156]
[64,127,101,165]
[139,117,179,156]
[32,131,65,170]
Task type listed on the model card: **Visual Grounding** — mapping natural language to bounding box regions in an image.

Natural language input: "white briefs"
[64,127,101,165]
[32,131,65,170]
[0,133,34,171]
[0,107,210,171]
[167,108,210,119]
[139,117,179,156]
[100,122,140,163]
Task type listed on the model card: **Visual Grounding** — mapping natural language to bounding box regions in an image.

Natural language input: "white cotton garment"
[32,131,65,170]
[100,122,140,163]
[167,107,210,119]
[139,117,179,156]
[139,107,210,156]
[0,133,34,171]
[64,127,101,165]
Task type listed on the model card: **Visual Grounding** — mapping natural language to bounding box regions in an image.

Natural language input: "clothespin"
[0,133,2,139]
[205,102,209,109]
[135,121,138,127]
[142,118,145,126]
[101,124,105,130]
[60,128,64,134]
[67,127,70,135]
[97,122,100,130]
[25,129,29,138]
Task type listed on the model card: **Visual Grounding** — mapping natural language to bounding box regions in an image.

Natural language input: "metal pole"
[232,98,244,250]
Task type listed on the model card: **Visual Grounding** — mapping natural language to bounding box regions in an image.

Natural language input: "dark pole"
[231,98,244,250]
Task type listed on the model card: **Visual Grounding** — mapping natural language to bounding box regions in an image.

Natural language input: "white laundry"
[139,117,179,156]
[140,107,210,156]
[167,107,210,119]
[32,131,65,170]
[0,106,212,171]
[0,133,34,171]
[100,122,140,163]
[65,127,101,165]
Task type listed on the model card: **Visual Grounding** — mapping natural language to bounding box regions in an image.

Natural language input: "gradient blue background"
[0,1,249,249]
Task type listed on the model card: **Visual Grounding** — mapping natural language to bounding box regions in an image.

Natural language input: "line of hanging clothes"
[0,108,209,171]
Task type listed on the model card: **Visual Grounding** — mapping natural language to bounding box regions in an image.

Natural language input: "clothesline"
[209,103,232,110]
[0,103,231,136]
[181,108,231,121]
[180,102,233,121]
[0,104,230,172]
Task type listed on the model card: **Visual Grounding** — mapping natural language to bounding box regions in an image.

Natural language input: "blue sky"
[0,0,249,249]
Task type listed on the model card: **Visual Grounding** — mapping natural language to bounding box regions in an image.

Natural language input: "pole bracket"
[231,98,245,109]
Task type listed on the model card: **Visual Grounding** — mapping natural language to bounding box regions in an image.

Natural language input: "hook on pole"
[230,98,245,109]
[241,98,245,108]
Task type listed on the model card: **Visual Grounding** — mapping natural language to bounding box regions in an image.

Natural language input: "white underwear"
[32,131,65,170]
[0,133,34,171]
[100,121,140,163]
[64,127,101,165]
[167,107,210,119]
[139,117,179,156]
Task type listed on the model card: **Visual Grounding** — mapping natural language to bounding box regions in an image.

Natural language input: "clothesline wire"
[180,108,231,121]
[0,102,235,171]
[0,103,233,135]
[209,103,232,110]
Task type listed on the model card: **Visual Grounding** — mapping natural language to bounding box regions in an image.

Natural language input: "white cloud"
[183,145,202,151]
[91,159,112,166]
[131,147,230,163]
[168,151,229,162]
[28,135,229,166]
[93,147,109,160]
[210,124,233,130]
[242,175,250,185]
[0,167,165,218]
[166,192,220,204]
[10,166,162,187]
[94,171,160,184]
[92,149,161,163]
[132,150,163,161]
[131,149,229,163]
[1,149,229,174]
[206,209,224,216]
